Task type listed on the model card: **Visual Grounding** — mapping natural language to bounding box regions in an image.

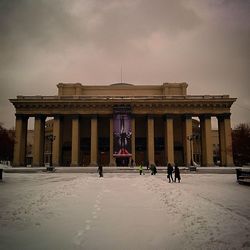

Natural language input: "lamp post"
[47,135,56,166]
[187,135,195,166]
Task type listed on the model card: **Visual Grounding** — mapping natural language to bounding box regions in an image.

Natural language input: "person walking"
[167,163,174,183]
[150,164,157,175]
[174,165,181,183]
[153,164,157,175]
[97,165,103,177]
[138,164,143,175]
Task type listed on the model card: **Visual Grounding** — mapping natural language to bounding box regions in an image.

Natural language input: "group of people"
[138,163,157,175]
[138,162,181,183]
[98,162,181,183]
[167,163,181,183]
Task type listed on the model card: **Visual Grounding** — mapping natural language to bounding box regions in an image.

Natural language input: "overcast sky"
[0,0,249,129]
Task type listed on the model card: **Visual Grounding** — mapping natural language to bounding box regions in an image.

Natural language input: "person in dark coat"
[174,165,181,183]
[130,158,134,168]
[97,165,103,177]
[167,163,174,183]
[150,164,157,175]
[153,164,157,175]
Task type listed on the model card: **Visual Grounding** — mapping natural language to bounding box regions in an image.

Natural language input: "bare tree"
[0,123,15,162]
[232,123,250,166]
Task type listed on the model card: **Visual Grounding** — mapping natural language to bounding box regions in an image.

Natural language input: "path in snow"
[0,173,249,250]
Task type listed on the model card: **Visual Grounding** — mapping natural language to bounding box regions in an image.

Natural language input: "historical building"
[10,82,236,167]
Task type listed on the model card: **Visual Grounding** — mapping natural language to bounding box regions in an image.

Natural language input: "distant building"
[10,82,236,167]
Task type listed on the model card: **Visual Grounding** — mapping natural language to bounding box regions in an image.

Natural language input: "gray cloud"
[0,0,201,57]
[0,0,249,128]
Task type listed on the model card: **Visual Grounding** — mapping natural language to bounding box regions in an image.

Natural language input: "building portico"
[10,82,236,167]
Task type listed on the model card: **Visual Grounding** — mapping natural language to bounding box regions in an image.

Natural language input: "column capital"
[70,114,80,120]
[217,113,231,120]
[34,114,46,120]
[54,115,63,120]
[15,114,29,120]
[147,114,155,119]
[199,114,211,120]
[182,114,192,120]
[130,114,137,119]
[164,114,175,120]
[90,114,98,119]
[105,114,114,120]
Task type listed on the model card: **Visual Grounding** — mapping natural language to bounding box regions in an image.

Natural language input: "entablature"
[10,95,236,116]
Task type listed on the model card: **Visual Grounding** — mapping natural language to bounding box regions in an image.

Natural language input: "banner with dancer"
[113,113,132,158]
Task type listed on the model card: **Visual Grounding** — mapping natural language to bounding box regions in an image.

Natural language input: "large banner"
[113,113,132,158]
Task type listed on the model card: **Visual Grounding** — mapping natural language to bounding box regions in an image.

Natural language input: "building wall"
[57,82,188,96]
[27,117,222,166]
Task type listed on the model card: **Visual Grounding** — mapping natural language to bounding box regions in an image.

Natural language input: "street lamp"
[47,135,56,166]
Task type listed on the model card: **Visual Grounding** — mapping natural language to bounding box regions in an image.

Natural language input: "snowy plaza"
[0,172,249,250]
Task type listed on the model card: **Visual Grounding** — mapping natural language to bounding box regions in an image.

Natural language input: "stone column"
[131,116,136,164]
[52,116,62,166]
[200,115,213,166]
[90,116,98,166]
[71,115,80,166]
[147,115,155,165]
[109,117,115,166]
[218,113,234,166]
[33,115,45,166]
[182,115,192,166]
[164,115,174,165]
[13,115,28,167]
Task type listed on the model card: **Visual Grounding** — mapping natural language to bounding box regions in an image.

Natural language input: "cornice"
[11,101,234,111]
[10,96,236,116]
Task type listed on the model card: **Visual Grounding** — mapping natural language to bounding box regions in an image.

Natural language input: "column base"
[32,163,45,167]
[201,163,214,167]
[221,163,235,167]
[12,164,25,167]
[90,162,98,167]
[70,163,80,167]
[166,161,175,166]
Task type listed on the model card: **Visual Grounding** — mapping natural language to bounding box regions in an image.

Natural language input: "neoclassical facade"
[10,82,236,167]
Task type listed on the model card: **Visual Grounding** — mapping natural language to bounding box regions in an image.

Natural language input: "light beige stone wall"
[147,116,155,165]
[13,116,27,166]
[90,116,98,166]
[33,116,45,166]
[52,116,62,166]
[71,116,80,166]
[57,82,187,96]
[164,117,174,165]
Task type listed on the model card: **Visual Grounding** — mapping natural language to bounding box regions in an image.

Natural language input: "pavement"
[2,165,250,174]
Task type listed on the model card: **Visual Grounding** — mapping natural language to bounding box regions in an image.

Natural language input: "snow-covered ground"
[0,173,249,250]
